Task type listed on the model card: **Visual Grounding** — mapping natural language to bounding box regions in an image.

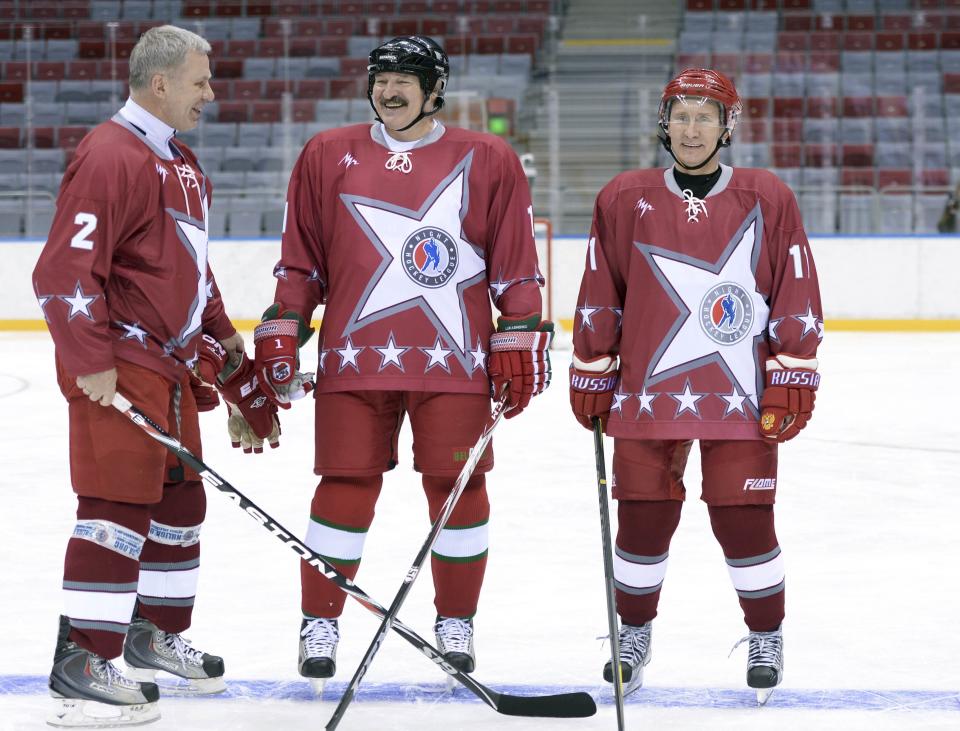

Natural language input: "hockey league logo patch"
[272,362,291,382]
[699,282,755,345]
[402,227,459,289]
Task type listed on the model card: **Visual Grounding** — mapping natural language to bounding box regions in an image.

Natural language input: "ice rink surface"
[1,330,958,731]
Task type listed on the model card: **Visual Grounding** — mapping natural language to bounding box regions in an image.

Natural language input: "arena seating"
[672,0,959,233]
[0,0,548,237]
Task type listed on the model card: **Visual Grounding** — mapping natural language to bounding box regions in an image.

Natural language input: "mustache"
[380,96,408,107]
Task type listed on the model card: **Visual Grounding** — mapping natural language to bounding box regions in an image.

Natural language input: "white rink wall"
[3,236,960,323]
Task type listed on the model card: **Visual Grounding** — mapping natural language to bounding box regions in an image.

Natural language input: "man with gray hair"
[34,24,278,728]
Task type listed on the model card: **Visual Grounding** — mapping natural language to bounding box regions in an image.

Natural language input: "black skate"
[732,625,783,706]
[602,622,652,697]
[123,617,225,696]
[48,615,160,728]
[299,617,339,696]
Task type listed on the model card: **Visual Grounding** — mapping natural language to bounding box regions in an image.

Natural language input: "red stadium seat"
[258,39,286,58]
[506,35,538,55]
[210,79,232,99]
[803,143,838,167]
[843,33,873,51]
[388,19,420,36]
[486,17,515,35]
[78,41,106,58]
[876,96,908,116]
[433,0,461,10]
[476,36,506,54]
[368,0,397,12]
[806,97,838,118]
[330,77,363,98]
[773,97,804,118]
[233,80,263,101]
[515,16,547,35]
[718,0,746,8]
[212,59,244,78]
[876,169,911,189]
[446,38,473,55]
[0,127,20,148]
[318,38,349,56]
[772,143,802,168]
[808,52,840,72]
[809,32,841,52]
[227,40,257,59]
[782,14,812,32]
[686,0,712,10]
[296,79,328,98]
[737,120,769,143]
[36,62,67,80]
[842,96,875,117]
[744,53,773,72]
[3,62,28,81]
[340,58,368,77]
[218,102,250,123]
[921,169,949,186]
[182,2,213,17]
[44,24,74,40]
[842,168,875,187]
[875,33,904,51]
[744,98,770,118]
[775,51,805,72]
[325,19,355,37]
[841,144,874,167]
[777,32,808,52]
[290,38,318,57]
[881,15,910,31]
[58,126,89,148]
[215,0,244,15]
[846,15,874,31]
[677,53,710,69]
[251,101,281,123]
[399,1,429,12]
[291,100,316,122]
[263,79,288,99]
[814,14,842,31]
[908,33,937,50]
[0,82,22,103]
[941,32,960,49]
[711,54,741,76]
[773,118,802,142]
[246,2,274,15]
[66,60,99,80]
[421,19,449,36]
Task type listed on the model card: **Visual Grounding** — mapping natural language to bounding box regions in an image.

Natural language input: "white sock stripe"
[72,520,145,560]
[148,520,202,547]
[137,566,200,599]
[432,523,489,559]
[726,552,785,593]
[64,588,138,625]
[305,519,368,561]
[613,551,669,590]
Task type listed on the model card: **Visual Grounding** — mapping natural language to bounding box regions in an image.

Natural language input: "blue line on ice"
[2,676,958,711]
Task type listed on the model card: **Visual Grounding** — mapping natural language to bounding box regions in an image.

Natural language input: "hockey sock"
[63,497,151,659]
[708,504,784,632]
[302,475,383,618]
[135,479,206,634]
[614,500,682,626]
[424,474,489,618]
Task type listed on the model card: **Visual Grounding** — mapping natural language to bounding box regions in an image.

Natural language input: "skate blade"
[125,667,226,696]
[47,697,160,728]
[308,678,327,698]
[755,688,775,707]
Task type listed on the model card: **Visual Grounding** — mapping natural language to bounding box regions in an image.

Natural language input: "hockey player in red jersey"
[250,36,552,690]
[570,69,822,704]
[32,26,278,727]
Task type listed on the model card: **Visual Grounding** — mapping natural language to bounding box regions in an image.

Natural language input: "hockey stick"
[593,418,626,730]
[111,393,596,720]
[325,391,508,731]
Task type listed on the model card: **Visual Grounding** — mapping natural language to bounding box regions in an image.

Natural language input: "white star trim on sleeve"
[767,317,783,343]
[670,380,706,418]
[117,321,149,346]
[205,278,214,299]
[817,320,825,340]
[373,333,409,372]
[794,303,820,338]
[336,338,363,373]
[318,345,329,373]
[59,282,99,321]
[720,387,748,417]
[470,340,487,373]
[489,271,512,299]
[577,302,601,332]
[420,336,454,373]
[274,265,288,280]
[610,307,624,329]
[36,295,52,322]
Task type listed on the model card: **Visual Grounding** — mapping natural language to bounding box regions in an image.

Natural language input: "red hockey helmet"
[658,68,742,144]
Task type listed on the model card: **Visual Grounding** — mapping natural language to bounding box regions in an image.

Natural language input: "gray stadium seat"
[255,148,286,173]
[244,58,276,80]
[841,51,872,73]
[192,147,225,173]
[90,1,121,21]
[121,1,152,19]
[839,118,873,144]
[227,198,266,237]
[33,150,66,174]
[907,50,939,73]
[801,167,839,187]
[743,31,775,53]
[0,103,25,127]
[773,72,805,97]
[57,81,93,103]
[804,119,839,144]
[305,57,341,78]
[739,73,771,97]
[26,200,56,238]
[499,53,531,77]
[262,205,286,236]
[917,195,949,233]
[315,99,350,124]
[874,73,907,96]
[839,194,874,234]
[467,54,499,77]
[45,40,79,62]
[840,74,872,97]
[0,199,23,236]
[199,122,236,148]
[746,11,778,32]
[222,147,258,173]
[237,122,271,148]
[771,167,801,189]
[806,73,839,97]
[212,171,246,192]
[800,191,838,234]
[31,82,59,104]
[66,102,101,125]
[207,206,228,238]
[230,19,261,41]
[875,53,907,77]
[876,118,910,144]
[245,171,286,194]
[875,143,911,169]
[878,193,914,234]
[0,150,26,175]
[31,102,65,127]
[90,80,122,103]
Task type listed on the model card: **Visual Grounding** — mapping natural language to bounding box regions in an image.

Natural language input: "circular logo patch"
[699,282,754,345]
[401,228,459,288]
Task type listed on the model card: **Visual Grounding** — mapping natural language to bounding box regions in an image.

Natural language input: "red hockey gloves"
[253,304,315,409]
[189,334,228,412]
[569,353,618,431]
[488,314,554,418]
[189,372,220,412]
[758,353,820,442]
[217,352,281,452]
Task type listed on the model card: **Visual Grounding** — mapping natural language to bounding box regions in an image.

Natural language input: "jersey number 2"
[70,212,98,251]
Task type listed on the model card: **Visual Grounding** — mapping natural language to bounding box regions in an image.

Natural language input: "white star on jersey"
[373,333,409,371]
[470,340,487,372]
[577,302,601,332]
[638,207,770,410]
[611,391,629,413]
[341,154,486,370]
[794,302,821,338]
[637,387,657,416]
[117,321,148,346]
[720,387,749,417]
[59,282,98,321]
[336,338,363,372]
[420,336,454,373]
[670,380,706,418]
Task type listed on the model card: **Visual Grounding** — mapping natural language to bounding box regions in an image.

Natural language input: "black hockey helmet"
[367,36,449,131]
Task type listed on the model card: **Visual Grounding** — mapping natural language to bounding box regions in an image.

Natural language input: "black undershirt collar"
[672,166,722,200]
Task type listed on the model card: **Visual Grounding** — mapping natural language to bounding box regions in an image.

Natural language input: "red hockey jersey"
[274,122,543,394]
[574,165,823,440]
[32,114,235,382]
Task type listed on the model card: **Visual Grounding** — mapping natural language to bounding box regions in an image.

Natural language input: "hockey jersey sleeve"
[763,183,823,360]
[272,141,328,322]
[32,148,152,377]
[572,185,628,360]
[200,268,237,342]
[483,138,543,319]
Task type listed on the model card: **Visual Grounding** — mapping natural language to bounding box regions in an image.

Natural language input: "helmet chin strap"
[657,128,730,172]
[368,97,441,134]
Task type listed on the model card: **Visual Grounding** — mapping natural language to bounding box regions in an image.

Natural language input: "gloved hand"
[196,334,228,385]
[487,314,554,418]
[216,352,280,450]
[758,353,820,442]
[569,353,618,431]
[189,372,220,412]
[226,402,281,454]
[253,304,315,408]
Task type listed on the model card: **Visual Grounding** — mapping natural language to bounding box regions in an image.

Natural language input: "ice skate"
[123,617,225,696]
[299,617,339,696]
[731,625,783,706]
[48,616,160,728]
[602,622,652,697]
[435,616,475,689]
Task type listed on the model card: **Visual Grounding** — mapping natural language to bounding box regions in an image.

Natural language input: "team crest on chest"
[402,228,459,288]
[700,282,754,345]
